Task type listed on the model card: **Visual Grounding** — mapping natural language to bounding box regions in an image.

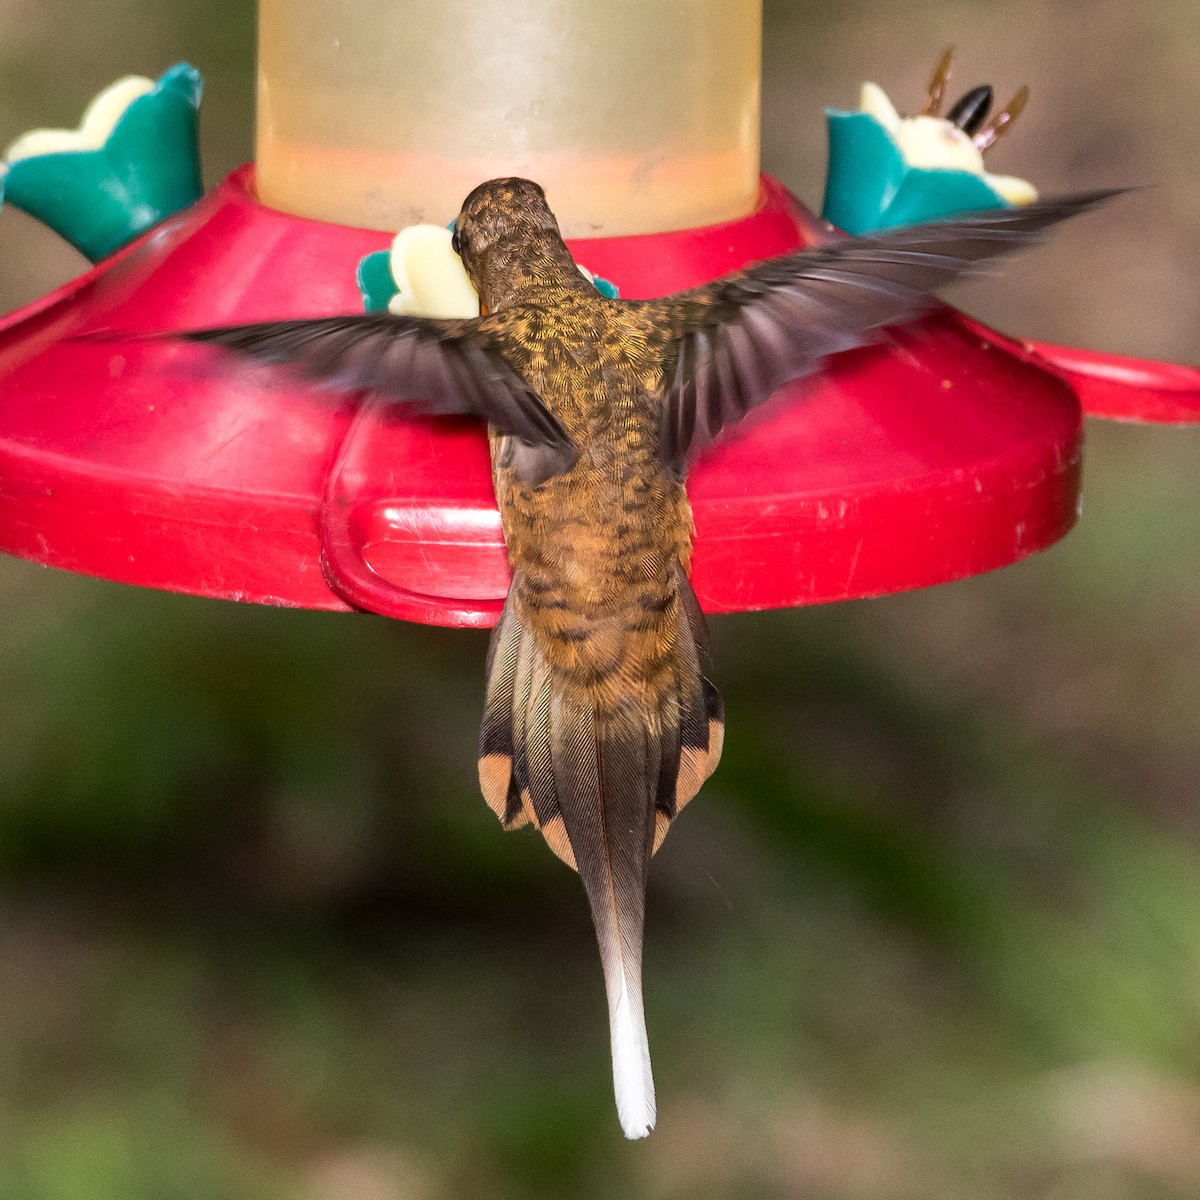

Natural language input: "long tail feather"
[479,572,723,1139]
[552,689,657,1138]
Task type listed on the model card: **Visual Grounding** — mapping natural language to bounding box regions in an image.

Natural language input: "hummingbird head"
[452,177,580,308]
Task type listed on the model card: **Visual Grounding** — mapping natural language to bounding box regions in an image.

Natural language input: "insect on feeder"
[0,0,1199,1142]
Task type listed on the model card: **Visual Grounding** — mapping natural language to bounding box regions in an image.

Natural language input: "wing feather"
[640,190,1121,471]
[175,311,578,477]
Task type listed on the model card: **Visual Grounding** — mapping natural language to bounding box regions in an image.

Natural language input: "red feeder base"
[0,168,1193,627]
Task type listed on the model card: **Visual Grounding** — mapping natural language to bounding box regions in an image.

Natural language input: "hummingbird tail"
[477,570,723,1139]
[551,688,659,1139]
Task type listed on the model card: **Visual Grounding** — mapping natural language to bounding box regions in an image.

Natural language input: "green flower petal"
[822,109,1010,236]
[357,250,400,313]
[3,62,204,263]
[590,274,620,300]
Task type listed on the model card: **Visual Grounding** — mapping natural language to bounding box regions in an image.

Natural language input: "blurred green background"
[1,2,1199,1197]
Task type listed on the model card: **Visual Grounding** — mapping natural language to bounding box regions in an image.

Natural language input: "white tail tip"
[610,983,656,1139]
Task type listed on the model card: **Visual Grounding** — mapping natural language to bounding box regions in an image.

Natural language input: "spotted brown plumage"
[176,177,1117,1138]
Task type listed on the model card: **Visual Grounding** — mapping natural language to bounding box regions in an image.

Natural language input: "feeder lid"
[0,168,1195,627]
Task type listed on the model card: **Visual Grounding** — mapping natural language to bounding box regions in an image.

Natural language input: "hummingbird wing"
[639,190,1120,474]
[175,312,577,474]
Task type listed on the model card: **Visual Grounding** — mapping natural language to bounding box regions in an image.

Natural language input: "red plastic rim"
[0,167,1089,627]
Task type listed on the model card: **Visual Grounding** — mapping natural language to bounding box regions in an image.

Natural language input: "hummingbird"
[179,179,1114,1138]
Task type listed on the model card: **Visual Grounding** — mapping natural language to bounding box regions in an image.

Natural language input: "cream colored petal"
[894,116,986,174]
[859,82,901,133]
[984,173,1039,206]
[387,224,481,319]
[7,75,155,162]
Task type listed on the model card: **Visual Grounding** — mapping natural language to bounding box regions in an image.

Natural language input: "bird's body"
[466,191,717,1135]
[488,288,694,693]
[175,177,1116,1139]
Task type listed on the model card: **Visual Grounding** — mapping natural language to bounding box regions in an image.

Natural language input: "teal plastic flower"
[3,62,204,262]
[821,74,1037,236]
[358,224,619,316]
[583,270,620,301]
[357,250,398,315]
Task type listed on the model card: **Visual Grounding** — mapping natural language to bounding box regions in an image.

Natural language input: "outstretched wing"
[177,311,577,479]
[638,191,1120,474]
